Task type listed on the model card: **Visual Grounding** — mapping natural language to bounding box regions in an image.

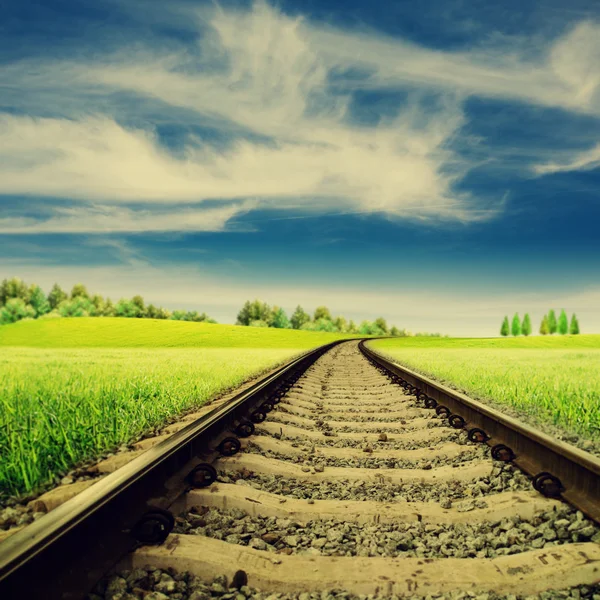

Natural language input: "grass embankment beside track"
[370,335,600,444]
[0,318,356,497]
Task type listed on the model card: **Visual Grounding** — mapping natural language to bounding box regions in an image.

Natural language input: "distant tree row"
[539,309,579,335]
[500,309,580,337]
[0,278,216,325]
[236,300,445,337]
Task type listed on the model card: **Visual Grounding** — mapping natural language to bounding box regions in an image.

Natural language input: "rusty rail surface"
[360,340,600,524]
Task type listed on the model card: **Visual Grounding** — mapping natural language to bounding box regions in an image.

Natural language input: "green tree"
[103,298,116,317]
[333,316,347,332]
[236,301,252,325]
[236,300,270,326]
[358,320,384,335]
[0,298,35,324]
[374,317,388,334]
[547,309,557,334]
[58,297,95,317]
[301,318,337,332]
[170,310,187,321]
[0,277,30,307]
[270,307,289,329]
[539,315,549,335]
[500,316,509,337]
[132,295,146,318]
[155,307,171,319]
[511,313,521,336]
[558,309,568,335]
[290,305,310,329]
[521,313,532,336]
[313,306,332,321]
[91,294,106,316]
[70,284,90,300]
[114,299,140,318]
[347,320,357,334]
[29,285,50,317]
[569,313,580,335]
[47,283,67,310]
[184,311,210,322]
[145,304,159,319]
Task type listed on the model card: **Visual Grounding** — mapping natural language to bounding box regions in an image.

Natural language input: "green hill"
[373,334,600,350]
[0,317,357,349]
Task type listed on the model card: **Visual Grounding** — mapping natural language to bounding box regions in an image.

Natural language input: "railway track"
[1,340,599,600]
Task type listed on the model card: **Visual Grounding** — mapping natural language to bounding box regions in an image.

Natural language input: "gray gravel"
[268,415,445,435]
[218,461,531,504]
[244,441,489,470]
[89,568,600,600]
[333,420,446,434]
[256,428,472,450]
[174,504,600,559]
[280,403,400,414]
[0,503,47,530]
[276,405,425,423]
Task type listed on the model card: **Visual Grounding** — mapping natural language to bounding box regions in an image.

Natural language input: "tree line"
[0,277,215,325]
[236,299,445,337]
[500,310,580,337]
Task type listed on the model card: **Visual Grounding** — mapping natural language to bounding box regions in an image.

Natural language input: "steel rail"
[0,340,349,600]
[360,340,600,524]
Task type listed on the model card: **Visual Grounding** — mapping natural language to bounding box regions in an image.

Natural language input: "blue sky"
[1,0,600,335]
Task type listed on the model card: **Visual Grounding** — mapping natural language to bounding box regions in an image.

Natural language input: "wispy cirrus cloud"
[533,142,600,174]
[0,0,599,235]
[0,201,256,234]
[309,19,600,115]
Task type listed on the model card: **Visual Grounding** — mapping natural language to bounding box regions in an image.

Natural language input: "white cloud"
[0,201,255,234]
[4,260,600,335]
[0,1,506,232]
[548,21,600,111]
[1,2,599,234]
[532,142,600,175]
[0,104,482,228]
[307,19,600,115]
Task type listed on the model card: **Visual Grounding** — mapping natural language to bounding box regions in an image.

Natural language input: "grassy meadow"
[0,318,355,497]
[0,317,357,348]
[370,335,600,443]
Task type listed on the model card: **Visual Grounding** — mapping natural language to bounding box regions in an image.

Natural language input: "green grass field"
[3,318,598,498]
[370,336,600,443]
[0,318,354,497]
[0,317,357,348]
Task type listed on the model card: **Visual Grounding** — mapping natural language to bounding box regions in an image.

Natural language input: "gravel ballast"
[90,568,600,600]
[218,461,532,504]
[257,428,473,451]
[244,441,489,470]
[174,504,600,559]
